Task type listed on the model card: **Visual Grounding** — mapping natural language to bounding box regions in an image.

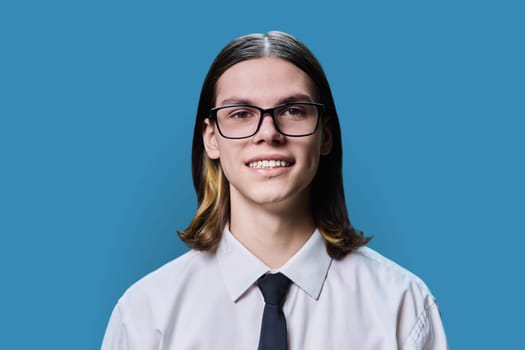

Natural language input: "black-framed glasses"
[209,102,324,139]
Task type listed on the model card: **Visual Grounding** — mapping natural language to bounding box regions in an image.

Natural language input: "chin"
[253,194,287,205]
[250,189,305,208]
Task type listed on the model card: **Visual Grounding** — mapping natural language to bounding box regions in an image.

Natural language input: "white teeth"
[248,160,290,168]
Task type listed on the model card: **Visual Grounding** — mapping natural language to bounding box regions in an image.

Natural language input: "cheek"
[294,140,323,185]
[303,137,323,165]
[219,159,236,183]
[215,143,241,181]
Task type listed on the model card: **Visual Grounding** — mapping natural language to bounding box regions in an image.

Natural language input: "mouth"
[247,160,292,169]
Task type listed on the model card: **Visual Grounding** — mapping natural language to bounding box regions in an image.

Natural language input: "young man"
[102,31,448,349]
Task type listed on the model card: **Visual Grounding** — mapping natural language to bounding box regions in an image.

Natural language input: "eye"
[285,107,304,115]
[280,104,307,117]
[231,110,252,119]
[221,107,258,120]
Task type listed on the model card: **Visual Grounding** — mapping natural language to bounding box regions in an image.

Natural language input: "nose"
[253,113,285,144]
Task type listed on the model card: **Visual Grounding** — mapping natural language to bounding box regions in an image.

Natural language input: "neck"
[229,191,316,269]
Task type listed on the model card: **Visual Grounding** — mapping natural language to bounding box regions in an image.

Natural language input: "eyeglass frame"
[208,102,325,139]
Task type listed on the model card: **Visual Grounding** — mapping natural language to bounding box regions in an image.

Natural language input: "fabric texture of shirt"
[102,228,448,349]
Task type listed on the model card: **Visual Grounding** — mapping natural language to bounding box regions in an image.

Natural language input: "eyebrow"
[218,93,315,107]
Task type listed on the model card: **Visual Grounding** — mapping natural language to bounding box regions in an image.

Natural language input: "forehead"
[215,57,316,106]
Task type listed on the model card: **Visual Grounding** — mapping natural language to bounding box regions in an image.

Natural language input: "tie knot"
[257,273,292,306]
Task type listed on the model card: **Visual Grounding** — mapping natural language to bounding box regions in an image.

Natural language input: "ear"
[202,118,220,159]
[320,120,333,156]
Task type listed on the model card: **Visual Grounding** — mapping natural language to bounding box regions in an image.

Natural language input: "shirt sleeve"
[402,298,449,350]
[101,303,129,350]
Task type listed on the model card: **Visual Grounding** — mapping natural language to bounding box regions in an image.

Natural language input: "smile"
[248,160,291,169]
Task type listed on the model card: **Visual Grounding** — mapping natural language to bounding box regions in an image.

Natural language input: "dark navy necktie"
[257,273,292,350]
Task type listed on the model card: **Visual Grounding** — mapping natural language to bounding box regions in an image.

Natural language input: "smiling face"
[203,57,332,212]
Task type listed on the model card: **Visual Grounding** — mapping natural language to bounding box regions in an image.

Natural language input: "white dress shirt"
[102,228,448,349]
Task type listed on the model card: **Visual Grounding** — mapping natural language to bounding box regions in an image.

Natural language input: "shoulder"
[340,246,436,309]
[116,249,217,321]
[336,246,433,297]
[334,247,445,348]
[102,250,222,347]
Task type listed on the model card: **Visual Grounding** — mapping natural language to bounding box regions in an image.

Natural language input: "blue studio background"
[1,0,523,349]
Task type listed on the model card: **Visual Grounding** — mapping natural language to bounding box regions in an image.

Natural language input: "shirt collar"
[278,229,332,300]
[216,226,332,302]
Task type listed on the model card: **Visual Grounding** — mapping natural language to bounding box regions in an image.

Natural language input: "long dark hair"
[178,31,370,259]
